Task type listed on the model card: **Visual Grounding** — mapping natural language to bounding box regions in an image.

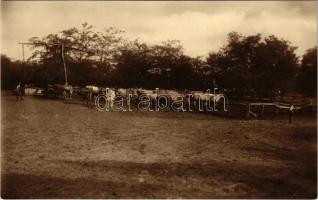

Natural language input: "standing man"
[16,82,23,100]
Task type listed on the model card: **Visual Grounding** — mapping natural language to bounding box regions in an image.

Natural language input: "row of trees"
[1,23,317,98]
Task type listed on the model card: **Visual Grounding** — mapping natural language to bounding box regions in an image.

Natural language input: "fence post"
[246,103,250,119]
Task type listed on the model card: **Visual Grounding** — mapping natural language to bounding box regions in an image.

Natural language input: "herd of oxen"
[24,84,227,111]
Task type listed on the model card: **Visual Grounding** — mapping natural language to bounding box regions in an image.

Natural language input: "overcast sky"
[1,1,317,60]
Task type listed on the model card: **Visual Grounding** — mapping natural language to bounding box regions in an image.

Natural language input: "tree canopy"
[298,47,317,97]
[1,23,316,99]
[207,32,299,99]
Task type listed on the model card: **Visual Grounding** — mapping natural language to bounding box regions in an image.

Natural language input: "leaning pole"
[60,44,68,86]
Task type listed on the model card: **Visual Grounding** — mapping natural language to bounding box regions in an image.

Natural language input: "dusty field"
[1,93,317,198]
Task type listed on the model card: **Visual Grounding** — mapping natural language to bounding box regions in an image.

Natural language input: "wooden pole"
[21,44,25,82]
[21,43,26,95]
[22,44,25,62]
[246,104,250,119]
[60,45,68,86]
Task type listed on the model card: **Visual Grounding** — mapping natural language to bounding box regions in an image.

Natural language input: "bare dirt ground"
[1,93,317,198]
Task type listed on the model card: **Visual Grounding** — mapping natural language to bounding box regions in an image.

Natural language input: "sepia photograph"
[1,1,317,198]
